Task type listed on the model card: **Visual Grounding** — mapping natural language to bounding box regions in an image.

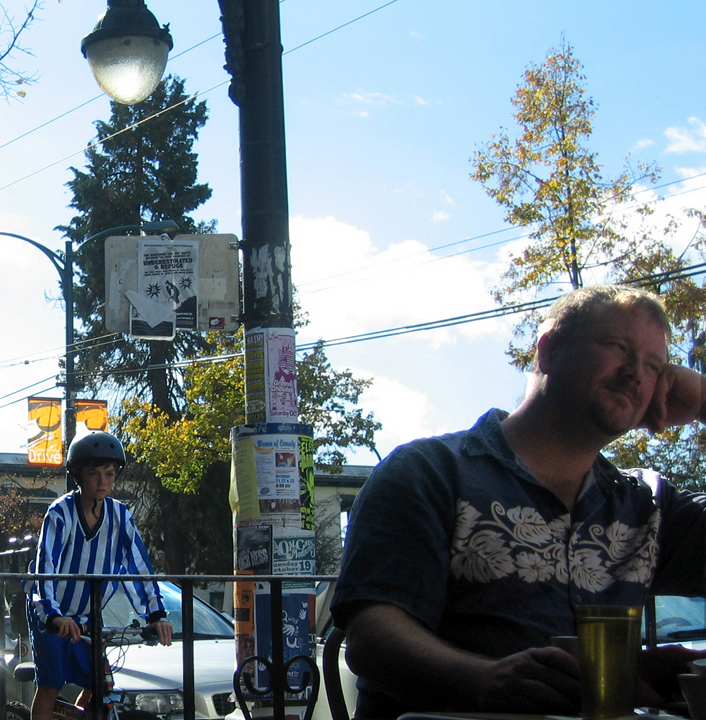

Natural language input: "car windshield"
[103,581,234,639]
[647,596,706,644]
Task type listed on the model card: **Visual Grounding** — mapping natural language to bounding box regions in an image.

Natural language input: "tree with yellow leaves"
[471,39,706,492]
[471,39,659,368]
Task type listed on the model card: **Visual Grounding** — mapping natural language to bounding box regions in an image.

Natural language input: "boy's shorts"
[28,610,92,690]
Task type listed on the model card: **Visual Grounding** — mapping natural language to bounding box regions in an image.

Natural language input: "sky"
[1,0,706,464]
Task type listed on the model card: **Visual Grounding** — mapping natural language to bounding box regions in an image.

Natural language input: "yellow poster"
[229,435,260,519]
[76,400,108,434]
[27,397,62,466]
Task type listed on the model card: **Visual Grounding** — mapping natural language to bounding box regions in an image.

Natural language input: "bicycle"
[10,623,163,720]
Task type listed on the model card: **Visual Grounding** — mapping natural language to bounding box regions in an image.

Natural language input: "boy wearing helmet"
[25,432,172,720]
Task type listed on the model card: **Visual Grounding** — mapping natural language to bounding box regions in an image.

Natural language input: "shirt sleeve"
[118,505,166,618]
[331,437,460,631]
[26,505,67,628]
[643,471,706,596]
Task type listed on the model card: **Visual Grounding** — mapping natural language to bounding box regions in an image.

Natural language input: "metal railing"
[0,572,339,720]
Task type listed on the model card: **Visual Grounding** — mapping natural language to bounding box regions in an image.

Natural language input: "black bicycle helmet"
[66,432,126,482]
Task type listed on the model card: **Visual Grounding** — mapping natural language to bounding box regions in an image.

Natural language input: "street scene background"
[1,0,705,462]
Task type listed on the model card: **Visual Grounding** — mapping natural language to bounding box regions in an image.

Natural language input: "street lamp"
[0,220,178,478]
[81,0,173,105]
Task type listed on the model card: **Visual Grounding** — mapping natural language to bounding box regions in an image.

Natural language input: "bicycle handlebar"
[80,622,159,646]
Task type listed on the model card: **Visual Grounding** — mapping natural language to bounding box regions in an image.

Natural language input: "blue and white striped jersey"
[26,491,165,629]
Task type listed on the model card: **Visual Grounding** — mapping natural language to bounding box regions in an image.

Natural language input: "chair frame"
[322,627,350,720]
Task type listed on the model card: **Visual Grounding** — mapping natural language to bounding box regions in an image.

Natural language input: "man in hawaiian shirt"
[331,284,706,718]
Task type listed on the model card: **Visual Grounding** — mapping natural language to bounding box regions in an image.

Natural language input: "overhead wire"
[0,386,58,411]
[17,261,704,388]
[0,0,404,188]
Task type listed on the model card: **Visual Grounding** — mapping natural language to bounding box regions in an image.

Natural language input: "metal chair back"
[322,627,350,720]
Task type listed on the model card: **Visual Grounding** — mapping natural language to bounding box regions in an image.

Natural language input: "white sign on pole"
[105,234,241,336]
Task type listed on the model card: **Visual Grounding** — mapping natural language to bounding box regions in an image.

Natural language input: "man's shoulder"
[594,457,667,498]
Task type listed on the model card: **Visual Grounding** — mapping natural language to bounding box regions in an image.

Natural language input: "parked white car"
[2,581,241,720]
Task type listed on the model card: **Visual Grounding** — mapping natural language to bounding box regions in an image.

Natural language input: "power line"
[10,262,699,389]
[0,386,58,412]
[283,0,401,55]
[0,0,403,178]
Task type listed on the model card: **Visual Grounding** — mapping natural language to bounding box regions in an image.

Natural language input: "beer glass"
[576,605,642,720]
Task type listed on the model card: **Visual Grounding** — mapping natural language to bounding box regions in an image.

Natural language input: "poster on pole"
[27,397,62,466]
[243,328,297,424]
[127,237,199,340]
[231,423,313,522]
[75,400,108,437]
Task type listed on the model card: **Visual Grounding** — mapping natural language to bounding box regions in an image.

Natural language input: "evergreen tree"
[57,75,214,416]
[59,75,217,572]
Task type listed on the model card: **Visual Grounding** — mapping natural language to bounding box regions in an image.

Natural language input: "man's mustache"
[604,378,640,403]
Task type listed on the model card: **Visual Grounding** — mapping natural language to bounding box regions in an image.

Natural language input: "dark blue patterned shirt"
[332,409,706,717]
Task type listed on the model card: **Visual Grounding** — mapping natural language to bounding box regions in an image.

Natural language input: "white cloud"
[412,94,429,106]
[441,190,455,206]
[356,374,439,456]
[665,117,706,154]
[634,138,655,150]
[341,92,399,106]
[290,215,510,348]
[431,211,450,222]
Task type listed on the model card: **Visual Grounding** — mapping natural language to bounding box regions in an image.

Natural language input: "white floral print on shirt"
[450,499,660,593]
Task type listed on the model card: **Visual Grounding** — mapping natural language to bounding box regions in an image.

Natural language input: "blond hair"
[534,285,670,370]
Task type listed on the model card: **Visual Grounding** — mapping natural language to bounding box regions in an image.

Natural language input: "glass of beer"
[576,605,642,720]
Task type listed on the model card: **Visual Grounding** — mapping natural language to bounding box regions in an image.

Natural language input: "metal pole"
[0,578,6,720]
[220,0,293,330]
[270,579,284,720]
[64,239,76,491]
[89,579,105,720]
[181,579,196,720]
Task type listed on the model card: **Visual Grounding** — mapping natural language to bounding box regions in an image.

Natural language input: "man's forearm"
[344,602,580,714]
[345,603,489,710]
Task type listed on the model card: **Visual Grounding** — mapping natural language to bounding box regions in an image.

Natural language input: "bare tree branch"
[0,0,41,101]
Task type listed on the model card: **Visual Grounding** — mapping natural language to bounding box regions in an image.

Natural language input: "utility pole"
[220,0,293,335]
[220,1,316,716]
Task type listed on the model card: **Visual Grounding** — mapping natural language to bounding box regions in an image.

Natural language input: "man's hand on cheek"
[639,364,706,433]
[638,367,672,434]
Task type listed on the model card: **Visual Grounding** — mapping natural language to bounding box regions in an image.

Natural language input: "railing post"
[270,579,284,720]
[0,578,7,720]
[89,578,105,719]
[181,579,195,720]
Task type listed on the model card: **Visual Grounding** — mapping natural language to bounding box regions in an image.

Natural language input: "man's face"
[78,461,118,503]
[544,303,668,440]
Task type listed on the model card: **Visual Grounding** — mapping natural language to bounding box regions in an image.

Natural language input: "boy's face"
[78,461,118,503]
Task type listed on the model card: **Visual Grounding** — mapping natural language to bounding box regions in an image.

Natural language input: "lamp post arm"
[77,224,142,250]
[0,232,65,278]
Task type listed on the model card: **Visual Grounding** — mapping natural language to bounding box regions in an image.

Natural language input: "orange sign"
[27,397,62,466]
[76,400,108,434]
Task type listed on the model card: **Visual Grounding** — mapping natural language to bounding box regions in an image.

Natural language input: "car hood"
[112,639,236,692]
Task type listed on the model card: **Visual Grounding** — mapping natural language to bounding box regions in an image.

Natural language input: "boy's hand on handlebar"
[52,616,82,643]
[150,620,173,646]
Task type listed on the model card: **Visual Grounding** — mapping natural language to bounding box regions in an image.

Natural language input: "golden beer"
[576,605,642,720]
